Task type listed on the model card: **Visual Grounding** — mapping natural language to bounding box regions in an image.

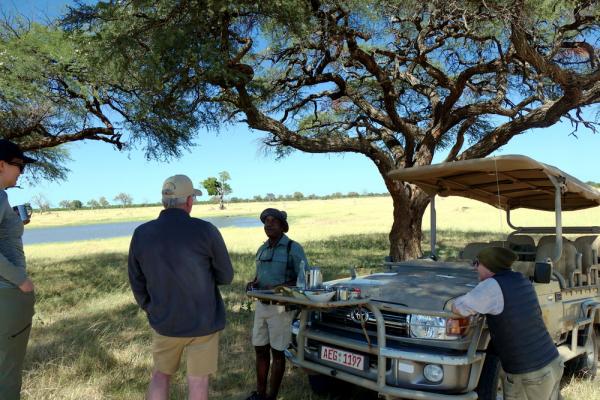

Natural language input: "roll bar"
[428,178,600,264]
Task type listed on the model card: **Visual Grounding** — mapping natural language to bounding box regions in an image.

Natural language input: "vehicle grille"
[318,307,409,337]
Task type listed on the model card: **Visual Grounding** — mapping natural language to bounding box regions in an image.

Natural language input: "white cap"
[161,174,202,199]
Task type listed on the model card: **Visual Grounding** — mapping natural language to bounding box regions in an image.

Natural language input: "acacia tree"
[66,0,600,259]
[98,196,110,208]
[202,171,233,210]
[0,14,201,180]
[31,193,51,213]
[114,192,133,207]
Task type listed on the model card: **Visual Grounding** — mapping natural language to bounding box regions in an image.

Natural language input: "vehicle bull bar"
[288,300,485,400]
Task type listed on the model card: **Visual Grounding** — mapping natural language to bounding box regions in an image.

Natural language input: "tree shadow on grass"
[25,301,151,399]
[24,231,502,399]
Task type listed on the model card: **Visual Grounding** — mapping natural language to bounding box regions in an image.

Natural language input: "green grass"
[19,197,600,399]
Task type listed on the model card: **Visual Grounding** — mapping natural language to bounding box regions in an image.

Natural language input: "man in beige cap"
[128,175,234,400]
[452,247,563,400]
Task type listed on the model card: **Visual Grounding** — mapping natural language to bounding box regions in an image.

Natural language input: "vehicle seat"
[489,240,511,248]
[574,235,600,275]
[508,235,536,251]
[460,242,491,260]
[537,235,573,248]
[535,241,578,287]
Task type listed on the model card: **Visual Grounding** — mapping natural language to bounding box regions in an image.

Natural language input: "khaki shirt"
[255,234,308,289]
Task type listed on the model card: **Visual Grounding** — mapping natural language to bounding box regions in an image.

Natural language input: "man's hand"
[450,300,467,317]
[18,278,35,293]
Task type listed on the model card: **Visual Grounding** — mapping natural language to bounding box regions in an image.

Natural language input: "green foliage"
[201,177,219,197]
[70,200,83,210]
[62,0,600,168]
[58,199,83,210]
[87,199,100,209]
[586,181,600,189]
[202,171,232,209]
[202,172,233,197]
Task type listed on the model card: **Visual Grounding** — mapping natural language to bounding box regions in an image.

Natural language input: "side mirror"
[533,262,552,284]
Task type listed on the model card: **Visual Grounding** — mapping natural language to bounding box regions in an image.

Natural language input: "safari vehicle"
[285,155,600,400]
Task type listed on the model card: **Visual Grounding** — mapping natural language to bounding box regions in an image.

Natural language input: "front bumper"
[287,303,485,400]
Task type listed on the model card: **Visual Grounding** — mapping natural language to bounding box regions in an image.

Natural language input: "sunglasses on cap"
[6,160,26,173]
[472,258,480,268]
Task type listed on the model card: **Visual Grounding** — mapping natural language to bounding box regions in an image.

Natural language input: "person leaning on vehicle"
[128,174,234,400]
[245,208,308,400]
[451,247,563,400]
[0,139,37,400]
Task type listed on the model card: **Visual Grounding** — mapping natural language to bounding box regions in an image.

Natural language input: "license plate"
[320,345,365,370]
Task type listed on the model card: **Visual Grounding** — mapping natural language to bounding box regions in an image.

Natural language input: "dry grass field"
[20,197,600,399]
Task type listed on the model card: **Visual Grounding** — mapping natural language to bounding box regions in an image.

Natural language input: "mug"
[13,203,32,223]
[335,287,349,301]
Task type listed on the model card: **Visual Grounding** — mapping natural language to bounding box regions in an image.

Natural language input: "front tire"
[477,353,505,400]
[307,373,378,399]
[307,373,337,395]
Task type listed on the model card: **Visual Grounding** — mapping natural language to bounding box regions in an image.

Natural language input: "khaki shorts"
[152,330,220,377]
[252,301,294,351]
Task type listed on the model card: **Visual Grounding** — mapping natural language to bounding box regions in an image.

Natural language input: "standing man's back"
[128,174,234,400]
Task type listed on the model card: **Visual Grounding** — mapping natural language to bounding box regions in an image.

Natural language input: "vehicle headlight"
[409,314,447,339]
[408,314,471,340]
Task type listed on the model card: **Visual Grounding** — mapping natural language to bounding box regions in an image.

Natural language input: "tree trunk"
[219,193,225,210]
[386,179,430,261]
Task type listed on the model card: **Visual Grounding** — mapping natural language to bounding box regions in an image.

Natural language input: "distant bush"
[51,191,391,211]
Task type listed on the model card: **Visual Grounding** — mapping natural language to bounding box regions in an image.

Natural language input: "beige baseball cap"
[161,174,202,199]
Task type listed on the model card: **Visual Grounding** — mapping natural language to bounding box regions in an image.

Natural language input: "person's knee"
[255,344,271,357]
[270,348,285,361]
[152,370,171,383]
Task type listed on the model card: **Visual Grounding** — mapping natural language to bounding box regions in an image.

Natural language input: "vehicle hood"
[328,260,479,311]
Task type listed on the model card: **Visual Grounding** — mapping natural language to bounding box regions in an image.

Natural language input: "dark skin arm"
[246,276,258,291]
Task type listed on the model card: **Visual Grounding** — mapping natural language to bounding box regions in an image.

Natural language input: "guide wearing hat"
[452,247,563,400]
[0,139,36,399]
[128,174,233,400]
[245,208,308,400]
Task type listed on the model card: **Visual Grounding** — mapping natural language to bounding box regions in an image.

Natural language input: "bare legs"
[253,345,286,400]
[187,375,209,400]
[147,370,170,400]
[147,370,209,400]
[255,345,271,398]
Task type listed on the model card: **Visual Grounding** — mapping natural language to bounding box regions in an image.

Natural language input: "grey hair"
[162,196,189,209]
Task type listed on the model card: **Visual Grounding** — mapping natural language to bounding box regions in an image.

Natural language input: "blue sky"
[5,1,600,206]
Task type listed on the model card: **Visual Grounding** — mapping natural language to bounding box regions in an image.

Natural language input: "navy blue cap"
[0,139,36,164]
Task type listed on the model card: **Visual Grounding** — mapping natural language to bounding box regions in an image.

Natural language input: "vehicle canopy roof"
[388,155,600,211]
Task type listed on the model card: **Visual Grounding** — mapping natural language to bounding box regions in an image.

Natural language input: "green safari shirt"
[255,234,308,289]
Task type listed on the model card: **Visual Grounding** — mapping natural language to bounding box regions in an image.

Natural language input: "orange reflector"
[446,317,471,336]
